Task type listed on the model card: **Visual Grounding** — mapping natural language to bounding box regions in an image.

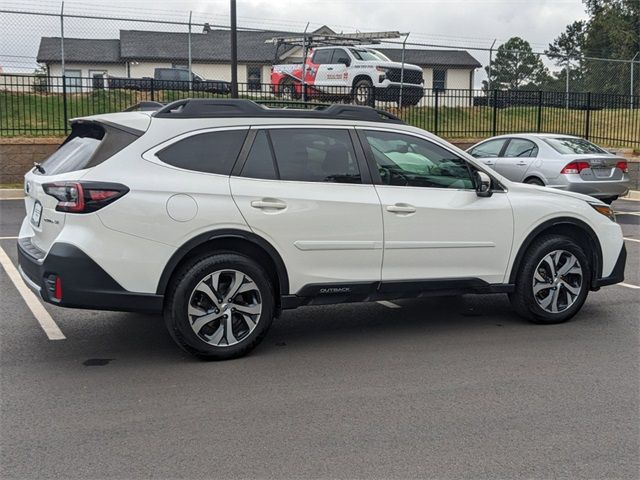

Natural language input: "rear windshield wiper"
[33,162,46,174]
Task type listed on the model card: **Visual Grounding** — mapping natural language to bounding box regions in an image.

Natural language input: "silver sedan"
[467,134,630,203]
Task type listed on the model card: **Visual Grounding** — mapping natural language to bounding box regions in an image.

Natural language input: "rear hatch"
[24,120,142,253]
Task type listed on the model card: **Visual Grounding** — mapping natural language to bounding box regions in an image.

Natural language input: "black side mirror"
[474,170,493,197]
[337,57,351,67]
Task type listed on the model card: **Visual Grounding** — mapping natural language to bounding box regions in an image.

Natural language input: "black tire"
[509,235,591,324]
[280,79,298,100]
[164,253,275,360]
[524,177,545,186]
[352,78,374,106]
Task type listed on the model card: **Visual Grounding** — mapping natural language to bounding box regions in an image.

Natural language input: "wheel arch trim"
[156,229,290,297]
[508,217,603,285]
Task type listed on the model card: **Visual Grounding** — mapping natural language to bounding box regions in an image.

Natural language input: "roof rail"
[123,101,165,112]
[153,98,405,124]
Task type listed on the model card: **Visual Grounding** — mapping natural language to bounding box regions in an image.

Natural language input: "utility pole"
[230,0,238,98]
[188,10,192,93]
[487,39,496,103]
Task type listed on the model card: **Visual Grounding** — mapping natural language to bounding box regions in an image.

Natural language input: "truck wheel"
[352,79,374,106]
[280,79,298,101]
[164,253,275,360]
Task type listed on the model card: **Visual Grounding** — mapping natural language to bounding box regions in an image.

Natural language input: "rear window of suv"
[35,122,141,176]
[543,137,607,155]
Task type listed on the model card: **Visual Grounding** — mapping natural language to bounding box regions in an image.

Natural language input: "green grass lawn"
[1,90,638,147]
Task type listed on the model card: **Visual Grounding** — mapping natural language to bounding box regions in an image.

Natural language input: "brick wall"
[0,137,638,191]
[0,138,62,184]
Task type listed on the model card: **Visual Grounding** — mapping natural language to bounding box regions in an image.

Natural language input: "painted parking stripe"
[377,300,401,309]
[619,283,640,290]
[624,237,640,243]
[0,246,65,340]
[0,236,18,240]
[616,211,640,216]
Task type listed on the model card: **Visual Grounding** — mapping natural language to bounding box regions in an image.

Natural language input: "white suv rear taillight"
[43,181,129,213]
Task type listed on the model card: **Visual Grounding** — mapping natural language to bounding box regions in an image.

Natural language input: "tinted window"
[269,129,360,183]
[37,123,103,175]
[312,49,333,64]
[364,130,473,189]
[241,131,277,180]
[157,130,248,175]
[331,49,350,64]
[470,139,507,158]
[543,137,607,155]
[504,139,538,157]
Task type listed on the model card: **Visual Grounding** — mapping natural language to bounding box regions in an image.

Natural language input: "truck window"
[331,49,350,65]
[312,49,333,65]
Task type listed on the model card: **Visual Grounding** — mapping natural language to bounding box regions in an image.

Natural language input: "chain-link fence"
[1,7,638,146]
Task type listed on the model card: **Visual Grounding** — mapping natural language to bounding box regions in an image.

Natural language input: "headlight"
[589,202,616,222]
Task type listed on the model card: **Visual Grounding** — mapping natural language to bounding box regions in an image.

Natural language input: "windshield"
[543,137,607,155]
[349,48,390,62]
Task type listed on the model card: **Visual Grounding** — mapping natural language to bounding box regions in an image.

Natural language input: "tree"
[545,21,587,92]
[483,37,548,91]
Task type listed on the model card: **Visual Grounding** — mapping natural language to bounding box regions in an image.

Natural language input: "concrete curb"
[0,189,24,200]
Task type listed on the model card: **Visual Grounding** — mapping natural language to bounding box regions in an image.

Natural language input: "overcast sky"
[1,0,589,73]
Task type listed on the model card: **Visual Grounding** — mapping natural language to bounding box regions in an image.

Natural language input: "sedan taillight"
[560,161,590,174]
[615,161,628,173]
[43,181,129,213]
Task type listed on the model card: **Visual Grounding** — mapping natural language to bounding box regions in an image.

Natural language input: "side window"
[331,48,350,65]
[433,69,446,91]
[504,139,538,157]
[269,129,361,184]
[241,131,278,180]
[364,130,474,189]
[156,130,248,175]
[470,139,507,158]
[312,49,333,65]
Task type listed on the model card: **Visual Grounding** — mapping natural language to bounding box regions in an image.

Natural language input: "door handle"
[386,204,416,214]
[251,200,287,210]
[327,67,333,71]
[516,161,528,166]
[484,160,495,165]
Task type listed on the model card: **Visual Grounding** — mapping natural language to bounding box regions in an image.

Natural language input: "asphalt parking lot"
[0,197,638,480]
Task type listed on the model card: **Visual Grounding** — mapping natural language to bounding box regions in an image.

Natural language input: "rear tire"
[509,235,590,324]
[164,253,275,360]
[524,177,544,186]
[280,79,298,101]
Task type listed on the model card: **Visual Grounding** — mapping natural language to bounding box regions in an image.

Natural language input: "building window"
[247,66,261,91]
[433,68,446,91]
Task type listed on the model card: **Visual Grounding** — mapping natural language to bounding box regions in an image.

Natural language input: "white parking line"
[616,211,640,216]
[0,246,65,340]
[377,300,401,309]
[619,283,640,290]
[0,236,18,240]
[624,237,640,243]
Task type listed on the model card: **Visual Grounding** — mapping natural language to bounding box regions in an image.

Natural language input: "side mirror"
[337,57,351,67]
[474,170,493,197]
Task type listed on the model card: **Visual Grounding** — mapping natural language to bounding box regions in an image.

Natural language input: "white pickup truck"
[271,46,424,106]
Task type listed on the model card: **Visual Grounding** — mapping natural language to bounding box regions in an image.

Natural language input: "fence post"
[492,89,498,136]
[537,90,543,132]
[585,92,591,140]
[62,76,68,135]
[150,78,155,102]
[434,88,439,135]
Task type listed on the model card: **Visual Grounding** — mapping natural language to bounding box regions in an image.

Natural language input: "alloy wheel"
[187,269,262,347]
[532,250,583,314]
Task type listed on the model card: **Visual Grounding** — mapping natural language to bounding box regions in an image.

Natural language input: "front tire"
[164,253,275,360]
[509,235,590,324]
[352,79,374,106]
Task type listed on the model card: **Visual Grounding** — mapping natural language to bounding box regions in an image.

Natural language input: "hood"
[509,181,603,204]
[372,61,422,71]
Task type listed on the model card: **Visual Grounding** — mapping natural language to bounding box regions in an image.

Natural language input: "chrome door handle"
[386,204,416,214]
[516,161,528,166]
[251,200,287,210]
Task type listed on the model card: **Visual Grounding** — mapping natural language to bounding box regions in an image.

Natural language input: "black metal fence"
[1,74,639,147]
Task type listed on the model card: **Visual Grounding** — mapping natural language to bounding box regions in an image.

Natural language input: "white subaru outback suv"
[18,99,626,360]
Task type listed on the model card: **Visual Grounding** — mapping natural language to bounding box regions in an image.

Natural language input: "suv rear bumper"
[18,239,163,313]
